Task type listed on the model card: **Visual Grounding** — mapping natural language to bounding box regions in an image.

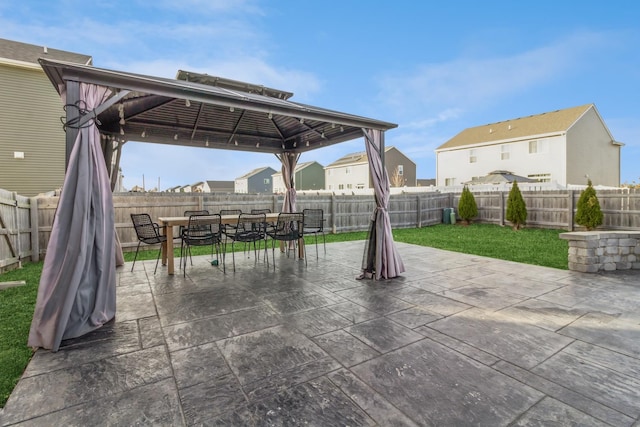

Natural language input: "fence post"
[567,190,574,231]
[416,195,422,228]
[500,191,505,226]
[12,192,22,268]
[30,196,39,262]
[331,194,337,234]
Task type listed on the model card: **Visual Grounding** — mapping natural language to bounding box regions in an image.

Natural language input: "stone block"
[616,262,631,270]
[603,263,617,271]
[606,238,620,246]
[633,262,640,270]
[568,262,599,273]
[571,240,600,249]
[605,246,619,255]
[629,254,637,263]
[596,247,604,256]
[619,238,637,247]
[569,255,599,265]
[620,246,630,255]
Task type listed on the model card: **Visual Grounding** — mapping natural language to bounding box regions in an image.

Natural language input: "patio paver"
[2,241,639,426]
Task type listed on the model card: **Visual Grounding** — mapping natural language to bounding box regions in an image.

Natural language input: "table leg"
[161,225,168,266]
[166,225,175,275]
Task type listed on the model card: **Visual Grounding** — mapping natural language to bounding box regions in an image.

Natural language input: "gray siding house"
[272,161,325,192]
[0,38,92,196]
[234,166,277,193]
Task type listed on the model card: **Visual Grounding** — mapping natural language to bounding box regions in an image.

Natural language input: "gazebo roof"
[38,58,397,156]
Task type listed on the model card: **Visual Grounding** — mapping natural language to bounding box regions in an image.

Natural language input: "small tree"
[506,181,527,230]
[458,185,478,225]
[575,179,603,230]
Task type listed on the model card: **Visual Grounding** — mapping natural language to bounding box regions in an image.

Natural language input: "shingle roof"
[272,161,321,176]
[0,38,92,65]
[436,104,593,151]
[236,166,275,180]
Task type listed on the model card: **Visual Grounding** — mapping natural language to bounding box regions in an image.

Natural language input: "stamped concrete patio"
[2,241,640,426]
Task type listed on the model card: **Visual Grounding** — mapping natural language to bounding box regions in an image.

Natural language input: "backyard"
[0,223,568,407]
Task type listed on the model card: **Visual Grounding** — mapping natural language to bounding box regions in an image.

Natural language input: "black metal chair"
[180,213,224,276]
[267,212,306,268]
[302,209,326,258]
[130,213,167,274]
[223,213,269,271]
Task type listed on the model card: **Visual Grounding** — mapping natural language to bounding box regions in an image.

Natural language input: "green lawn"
[0,223,567,407]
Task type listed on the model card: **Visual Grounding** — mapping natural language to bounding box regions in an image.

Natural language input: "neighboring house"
[165,186,181,193]
[324,146,416,191]
[0,38,92,196]
[234,167,276,193]
[435,104,623,187]
[190,181,207,192]
[206,180,234,193]
[272,161,325,193]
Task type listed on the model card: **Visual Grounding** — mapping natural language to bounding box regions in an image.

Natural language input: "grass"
[0,261,42,407]
[0,223,567,408]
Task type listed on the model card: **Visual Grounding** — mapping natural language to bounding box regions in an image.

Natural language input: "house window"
[338,184,344,190]
[328,184,333,190]
[345,167,351,174]
[264,178,270,184]
[528,173,551,183]
[445,178,456,186]
[327,169,332,176]
[529,140,538,154]
[469,150,477,163]
[501,145,510,160]
[397,165,404,175]
[347,183,353,189]
[356,183,365,189]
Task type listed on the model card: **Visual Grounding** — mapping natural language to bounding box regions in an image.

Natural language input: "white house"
[435,104,623,187]
[324,146,416,191]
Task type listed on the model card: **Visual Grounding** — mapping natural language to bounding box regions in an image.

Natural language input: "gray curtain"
[277,152,300,213]
[28,83,116,351]
[359,129,405,280]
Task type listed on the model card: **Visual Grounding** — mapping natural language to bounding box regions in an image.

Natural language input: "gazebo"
[28,58,405,351]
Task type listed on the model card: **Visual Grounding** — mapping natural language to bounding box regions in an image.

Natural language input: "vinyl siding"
[0,64,66,196]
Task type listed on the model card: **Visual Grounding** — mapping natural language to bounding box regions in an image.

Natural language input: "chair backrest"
[131,213,160,241]
[184,213,221,240]
[131,213,165,244]
[302,209,324,231]
[236,213,267,237]
[273,212,304,239]
[251,208,271,214]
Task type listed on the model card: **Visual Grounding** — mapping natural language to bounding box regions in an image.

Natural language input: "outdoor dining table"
[158,212,301,275]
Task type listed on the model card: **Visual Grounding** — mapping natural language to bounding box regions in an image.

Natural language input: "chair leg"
[314,232,319,259]
[131,242,141,272]
[154,246,162,275]
[322,231,326,254]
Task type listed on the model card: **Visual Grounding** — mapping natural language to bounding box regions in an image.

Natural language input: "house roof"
[0,38,92,67]
[436,104,594,151]
[38,58,397,156]
[236,166,276,180]
[206,180,234,188]
[325,146,397,168]
[271,161,321,177]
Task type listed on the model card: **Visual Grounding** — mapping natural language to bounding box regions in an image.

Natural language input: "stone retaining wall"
[560,231,640,273]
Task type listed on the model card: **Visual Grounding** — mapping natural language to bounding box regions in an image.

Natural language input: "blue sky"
[2,1,638,189]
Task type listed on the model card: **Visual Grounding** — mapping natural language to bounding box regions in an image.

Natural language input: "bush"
[458,185,478,225]
[506,181,527,230]
[575,179,603,230]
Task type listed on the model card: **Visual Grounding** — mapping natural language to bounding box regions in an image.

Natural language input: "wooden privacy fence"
[1,188,639,270]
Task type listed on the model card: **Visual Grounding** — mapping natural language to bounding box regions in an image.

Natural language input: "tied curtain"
[359,128,405,280]
[277,152,300,213]
[28,83,116,351]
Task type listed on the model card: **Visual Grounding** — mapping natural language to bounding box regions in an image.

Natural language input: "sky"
[1,1,639,190]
